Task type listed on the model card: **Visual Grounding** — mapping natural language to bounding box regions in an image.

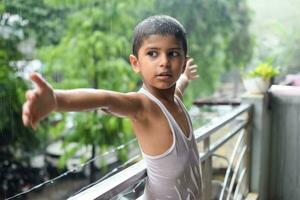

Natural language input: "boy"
[23,15,202,199]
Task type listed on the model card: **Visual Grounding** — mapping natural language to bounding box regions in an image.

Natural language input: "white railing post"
[203,137,212,200]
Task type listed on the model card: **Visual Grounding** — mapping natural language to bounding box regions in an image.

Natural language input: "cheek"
[172,59,185,70]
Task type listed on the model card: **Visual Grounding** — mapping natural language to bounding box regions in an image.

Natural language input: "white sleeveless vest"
[139,88,203,200]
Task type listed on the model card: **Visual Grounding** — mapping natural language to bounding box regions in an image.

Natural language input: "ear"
[129,54,140,73]
[182,56,188,73]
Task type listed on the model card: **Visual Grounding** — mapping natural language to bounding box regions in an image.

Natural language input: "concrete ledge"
[269,85,300,97]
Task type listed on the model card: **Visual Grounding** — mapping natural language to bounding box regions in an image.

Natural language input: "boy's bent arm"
[175,57,199,99]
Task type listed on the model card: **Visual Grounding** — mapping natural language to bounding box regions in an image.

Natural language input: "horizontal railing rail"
[199,119,247,162]
[68,104,252,200]
[195,104,251,142]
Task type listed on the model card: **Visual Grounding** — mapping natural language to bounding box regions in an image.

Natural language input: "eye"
[168,51,180,57]
[147,51,158,57]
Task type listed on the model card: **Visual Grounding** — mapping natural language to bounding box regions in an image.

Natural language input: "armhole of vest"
[138,91,177,160]
[174,95,193,140]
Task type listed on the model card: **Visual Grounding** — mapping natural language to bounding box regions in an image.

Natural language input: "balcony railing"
[6,86,298,200]
[68,104,252,200]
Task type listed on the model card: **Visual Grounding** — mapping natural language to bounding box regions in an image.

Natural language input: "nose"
[159,53,170,68]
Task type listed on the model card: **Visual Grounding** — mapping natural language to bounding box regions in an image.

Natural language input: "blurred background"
[1,0,299,199]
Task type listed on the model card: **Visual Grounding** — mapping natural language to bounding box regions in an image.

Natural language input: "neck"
[142,84,176,102]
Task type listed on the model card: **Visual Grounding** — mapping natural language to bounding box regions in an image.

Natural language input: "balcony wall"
[243,85,300,200]
[269,86,300,200]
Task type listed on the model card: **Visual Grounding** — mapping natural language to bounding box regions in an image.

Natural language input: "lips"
[157,72,172,77]
[156,72,172,81]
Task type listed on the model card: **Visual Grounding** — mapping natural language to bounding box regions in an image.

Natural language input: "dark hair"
[132,15,187,57]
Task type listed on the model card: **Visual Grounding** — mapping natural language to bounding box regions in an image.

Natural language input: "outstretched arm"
[22,73,142,129]
[175,57,199,99]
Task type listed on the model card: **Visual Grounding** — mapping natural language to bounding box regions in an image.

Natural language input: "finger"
[31,116,39,130]
[30,72,49,91]
[191,75,199,80]
[190,69,198,74]
[23,102,30,115]
[25,98,37,118]
[26,90,38,101]
[186,58,194,66]
[22,102,31,126]
[22,110,29,126]
[23,114,30,127]
[188,65,197,70]
[191,74,198,79]
[191,73,199,77]
[185,58,193,67]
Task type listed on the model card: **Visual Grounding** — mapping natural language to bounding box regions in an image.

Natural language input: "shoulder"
[125,91,154,107]
[126,92,160,121]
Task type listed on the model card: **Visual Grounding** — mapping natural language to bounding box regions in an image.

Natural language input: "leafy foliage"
[38,0,147,163]
[1,0,254,170]
[0,2,51,196]
[151,0,253,100]
[3,0,68,47]
[247,62,279,80]
[0,6,45,151]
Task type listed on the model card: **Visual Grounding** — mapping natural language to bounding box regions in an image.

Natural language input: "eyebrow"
[144,47,183,51]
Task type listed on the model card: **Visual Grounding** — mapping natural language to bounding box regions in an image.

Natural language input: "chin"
[157,83,176,90]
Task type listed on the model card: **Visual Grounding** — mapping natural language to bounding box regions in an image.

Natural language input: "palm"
[22,73,56,128]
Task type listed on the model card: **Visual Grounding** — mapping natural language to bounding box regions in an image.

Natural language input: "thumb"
[186,58,194,66]
[30,72,49,90]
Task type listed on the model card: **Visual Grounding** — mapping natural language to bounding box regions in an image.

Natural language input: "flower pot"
[243,77,270,94]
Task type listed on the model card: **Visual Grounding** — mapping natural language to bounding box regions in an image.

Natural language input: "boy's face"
[130,34,186,91]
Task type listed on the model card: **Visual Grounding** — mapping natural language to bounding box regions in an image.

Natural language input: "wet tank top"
[138,88,203,200]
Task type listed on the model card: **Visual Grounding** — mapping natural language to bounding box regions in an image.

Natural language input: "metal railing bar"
[115,178,145,200]
[68,104,252,200]
[203,137,212,200]
[6,139,139,200]
[195,104,251,142]
[238,178,251,200]
[233,168,247,200]
[199,121,247,162]
[70,154,141,198]
[209,121,246,155]
[68,160,147,200]
[226,146,247,200]
[211,153,229,165]
[219,130,246,200]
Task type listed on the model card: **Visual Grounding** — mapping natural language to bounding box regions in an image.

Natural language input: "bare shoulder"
[99,91,147,119]
[128,92,165,130]
[125,92,158,120]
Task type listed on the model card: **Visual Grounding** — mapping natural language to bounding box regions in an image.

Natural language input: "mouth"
[156,72,172,81]
[157,72,172,77]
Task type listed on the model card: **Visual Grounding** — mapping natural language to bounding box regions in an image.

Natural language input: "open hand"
[22,73,56,129]
[183,58,199,81]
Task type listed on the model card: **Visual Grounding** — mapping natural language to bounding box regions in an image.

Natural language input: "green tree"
[37,0,153,174]
[2,0,254,181]
[0,3,49,196]
[152,0,253,100]
[0,2,46,152]
[3,0,69,47]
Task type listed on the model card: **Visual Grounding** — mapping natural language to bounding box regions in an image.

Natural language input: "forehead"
[140,34,183,49]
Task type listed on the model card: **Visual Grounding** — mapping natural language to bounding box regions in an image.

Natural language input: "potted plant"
[243,62,279,94]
